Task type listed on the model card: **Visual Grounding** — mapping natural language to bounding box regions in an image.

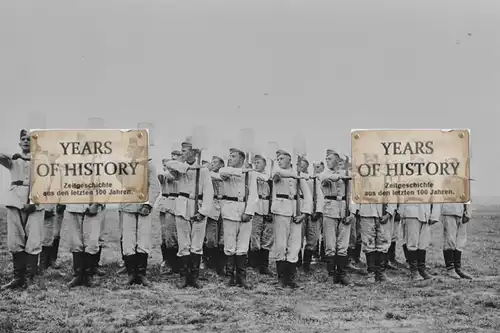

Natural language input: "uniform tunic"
[439,203,470,251]
[157,170,179,248]
[119,160,161,256]
[216,167,258,256]
[65,204,104,254]
[319,169,350,256]
[1,153,44,255]
[300,173,324,252]
[166,161,214,257]
[399,204,441,251]
[205,171,225,248]
[351,203,397,253]
[271,166,313,263]
[250,171,274,251]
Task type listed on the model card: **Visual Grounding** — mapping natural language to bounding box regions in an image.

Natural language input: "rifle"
[191,126,209,215]
[240,128,255,215]
[312,166,317,215]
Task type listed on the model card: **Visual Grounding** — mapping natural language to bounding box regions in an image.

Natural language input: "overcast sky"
[0,0,498,200]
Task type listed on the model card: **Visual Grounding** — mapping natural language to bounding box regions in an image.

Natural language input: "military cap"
[277,149,291,158]
[230,147,245,156]
[301,156,310,165]
[212,155,224,163]
[181,136,193,148]
[171,150,181,156]
[326,149,340,157]
[253,153,266,162]
[20,129,28,139]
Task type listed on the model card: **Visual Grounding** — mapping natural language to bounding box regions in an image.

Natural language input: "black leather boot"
[286,262,300,289]
[443,250,460,278]
[226,255,236,286]
[190,254,202,289]
[124,255,137,285]
[353,243,363,266]
[39,246,52,271]
[160,242,168,267]
[377,252,392,282]
[94,246,105,276]
[337,255,354,286]
[416,250,432,280]
[67,252,85,288]
[407,250,420,281]
[216,246,227,277]
[25,253,46,290]
[178,255,190,288]
[248,250,259,269]
[454,250,472,279]
[117,238,127,274]
[259,249,274,276]
[320,242,326,262]
[51,236,61,269]
[325,255,336,279]
[388,241,404,268]
[84,253,96,287]
[296,249,303,268]
[1,252,26,290]
[276,260,285,286]
[136,253,152,286]
[346,248,368,275]
[402,244,409,267]
[302,249,313,273]
[236,255,251,289]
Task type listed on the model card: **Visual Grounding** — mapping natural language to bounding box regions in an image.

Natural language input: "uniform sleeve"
[211,171,223,181]
[299,178,313,214]
[314,179,325,213]
[199,168,214,217]
[244,171,259,216]
[0,153,12,169]
[219,167,243,177]
[255,172,269,181]
[272,166,296,179]
[146,162,161,207]
[166,160,189,174]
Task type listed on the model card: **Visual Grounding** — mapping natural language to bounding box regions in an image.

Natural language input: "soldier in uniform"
[165,137,214,289]
[1,129,46,290]
[248,153,274,275]
[298,157,324,273]
[213,147,258,288]
[319,151,355,285]
[399,203,440,280]
[271,149,313,289]
[313,161,326,262]
[204,155,226,276]
[440,203,473,279]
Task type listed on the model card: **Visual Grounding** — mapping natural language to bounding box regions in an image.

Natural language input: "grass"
[0,207,499,333]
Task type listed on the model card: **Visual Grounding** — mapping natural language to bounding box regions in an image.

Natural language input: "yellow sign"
[30,129,149,204]
[351,129,470,204]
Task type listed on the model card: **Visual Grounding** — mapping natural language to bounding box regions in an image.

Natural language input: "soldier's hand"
[311,212,323,222]
[380,213,391,224]
[293,214,307,224]
[191,213,205,222]
[158,174,165,183]
[241,213,252,222]
[56,204,66,214]
[86,204,101,216]
[138,204,152,216]
[462,216,470,223]
[23,204,37,214]
[342,215,355,225]
[394,212,401,222]
[220,173,230,180]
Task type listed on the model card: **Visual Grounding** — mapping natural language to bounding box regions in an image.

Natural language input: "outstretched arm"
[0,153,12,169]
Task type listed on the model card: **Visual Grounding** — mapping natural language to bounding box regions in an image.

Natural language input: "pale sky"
[0,0,498,201]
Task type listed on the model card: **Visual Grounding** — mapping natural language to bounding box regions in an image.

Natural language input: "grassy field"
[0,207,499,333]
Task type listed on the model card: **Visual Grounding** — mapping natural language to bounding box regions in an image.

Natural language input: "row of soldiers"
[0,130,472,291]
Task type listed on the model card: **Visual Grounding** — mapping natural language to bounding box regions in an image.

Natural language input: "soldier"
[399,204,440,280]
[165,137,214,289]
[157,150,182,276]
[213,147,258,288]
[319,151,355,285]
[298,157,324,273]
[271,149,313,289]
[440,203,473,279]
[248,153,274,275]
[65,203,106,287]
[313,161,326,262]
[1,129,46,291]
[204,155,226,276]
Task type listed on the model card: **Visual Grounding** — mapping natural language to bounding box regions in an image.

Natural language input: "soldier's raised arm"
[198,167,214,217]
[0,152,13,169]
[146,161,161,207]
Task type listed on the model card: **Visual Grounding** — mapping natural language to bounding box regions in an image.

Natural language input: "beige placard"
[351,129,470,204]
[30,129,149,204]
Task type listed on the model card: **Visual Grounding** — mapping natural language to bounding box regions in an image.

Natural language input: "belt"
[162,193,179,198]
[214,195,225,200]
[259,195,271,200]
[325,196,346,200]
[178,192,203,200]
[276,194,303,200]
[11,181,29,186]
[223,196,245,202]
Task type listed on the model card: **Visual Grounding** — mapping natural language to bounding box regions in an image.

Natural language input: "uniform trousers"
[300,216,319,251]
[121,212,152,256]
[223,219,252,256]
[42,213,55,247]
[206,216,224,248]
[98,212,106,247]
[250,214,274,251]
[403,218,431,251]
[390,218,401,243]
[53,211,64,240]
[359,217,392,253]
[159,211,178,248]
[66,211,102,254]
[323,217,350,256]
[273,214,302,263]
[6,208,44,255]
[441,215,467,251]
[175,215,206,256]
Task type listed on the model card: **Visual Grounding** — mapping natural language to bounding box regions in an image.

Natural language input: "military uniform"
[399,204,440,280]
[166,138,214,289]
[119,159,161,286]
[40,204,56,270]
[271,150,313,288]
[440,203,472,279]
[1,130,46,291]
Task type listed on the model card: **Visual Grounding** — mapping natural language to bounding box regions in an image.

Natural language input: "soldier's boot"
[25,253,46,290]
[94,246,105,276]
[275,260,286,286]
[314,240,320,261]
[285,262,300,289]
[353,243,365,267]
[160,242,168,273]
[402,244,410,269]
[346,248,368,275]
[325,256,337,282]
[50,236,62,269]
[235,255,251,289]
[39,246,52,271]
[259,249,274,276]
[416,250,432,280]
[377,252,392,282]
[443,249,461,279]
[189,253,202,289]
[226,255,237,286]
[216,247,227,277]
[365,252,377,283]
[166,248,180,276]
[320,242,326,262]
[384,245,398,270]
[178,255,191,288]
[337,255,354,286]
[388,241,405,269]
[1,252,26,291]
[172,248,181,275]
[296,249,303,269]
[407,250,420,281]
[117,239,127,274]
[248,250,258,269]
[83,253,96,287]
[123,255,137,286]
[67,252,85,288]
[302,249,313,274]
[136,253,152,287]
[454,250,473,279]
